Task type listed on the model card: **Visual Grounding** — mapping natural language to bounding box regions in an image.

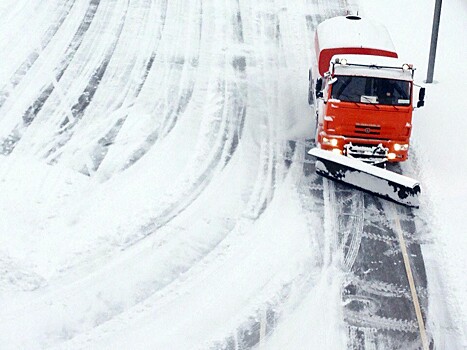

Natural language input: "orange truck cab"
[309,15,425,165]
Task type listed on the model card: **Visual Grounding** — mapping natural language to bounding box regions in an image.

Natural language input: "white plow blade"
[308,148,421,207]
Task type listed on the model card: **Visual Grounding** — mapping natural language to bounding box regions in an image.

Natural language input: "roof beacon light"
[340,58,348,65]
[402,64,410,71]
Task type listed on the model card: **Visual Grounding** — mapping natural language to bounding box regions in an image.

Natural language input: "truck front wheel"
[308,85,314,105]
[308,70,314,105]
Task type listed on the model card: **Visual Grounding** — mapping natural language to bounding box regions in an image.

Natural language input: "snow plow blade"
[308,148,421,207]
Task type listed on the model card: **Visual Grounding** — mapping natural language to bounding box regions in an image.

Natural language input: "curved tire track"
[0,0,75,109]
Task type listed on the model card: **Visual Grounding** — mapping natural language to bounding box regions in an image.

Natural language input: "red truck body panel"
[316,46,398,77]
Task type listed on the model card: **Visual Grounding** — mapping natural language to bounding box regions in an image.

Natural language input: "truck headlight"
[322,137,338,147]
[394,143,409,151]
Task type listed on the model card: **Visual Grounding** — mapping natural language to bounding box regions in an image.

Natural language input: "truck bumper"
[317,133,409,163]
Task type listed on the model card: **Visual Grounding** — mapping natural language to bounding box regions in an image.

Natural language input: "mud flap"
[308,148,421,207]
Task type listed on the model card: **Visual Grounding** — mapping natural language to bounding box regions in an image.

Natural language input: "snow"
[0,0,466,348]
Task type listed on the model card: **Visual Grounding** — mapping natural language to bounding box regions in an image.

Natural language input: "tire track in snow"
[204,3,315,348]
[50,0,190,178]
[44,5,130,163]
[221,141,327,350]
[62,0,167,175]
[45,1,201,278]
[0,0,102,155]
[341,194,432,349]
[0,0,75,109]
[0,0,178,344]
[305,170,429,349]
[322,184,365,272]
[239,5,284,221]
[127,17,248,249]
[28,0,170,176]
[50,1,291,347]
[302,177,428,349]
[127,0,168,99]
[213,4,355,346]
[0,1,248,347]
[131,0,276,242]
[0,0,131,161]
[119,0,197,172]
[252,7,348,347]
[55,0,102,82]
[135,80,239,240]
[204,5,285,348]
[98,0,248,247]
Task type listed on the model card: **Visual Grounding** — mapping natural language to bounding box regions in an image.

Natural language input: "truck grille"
[344,142,388,165]
[354,123,381,136]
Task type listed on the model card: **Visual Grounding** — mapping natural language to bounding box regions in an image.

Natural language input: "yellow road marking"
[391,203,430,350]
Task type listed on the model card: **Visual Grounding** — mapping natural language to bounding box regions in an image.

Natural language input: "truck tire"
[312,112,319,142]
[308,70,314,105]
[308,84,314,105]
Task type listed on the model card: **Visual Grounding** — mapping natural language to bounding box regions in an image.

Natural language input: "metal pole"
[426,0,443,83]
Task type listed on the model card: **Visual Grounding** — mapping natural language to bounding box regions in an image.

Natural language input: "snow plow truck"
[307,15,425,207]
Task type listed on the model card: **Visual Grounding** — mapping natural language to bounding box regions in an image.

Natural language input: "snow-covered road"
[0,0,462,349]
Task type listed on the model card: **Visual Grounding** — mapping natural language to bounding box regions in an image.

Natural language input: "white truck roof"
[315,16,398,76]
[316,16,397,52]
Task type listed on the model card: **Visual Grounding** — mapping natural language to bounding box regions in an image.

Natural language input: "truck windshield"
[331,76,411,106]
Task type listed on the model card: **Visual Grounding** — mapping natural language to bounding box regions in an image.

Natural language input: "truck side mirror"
[315,78,323,98]
[417,87,426,108]
[419,87,425,100]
